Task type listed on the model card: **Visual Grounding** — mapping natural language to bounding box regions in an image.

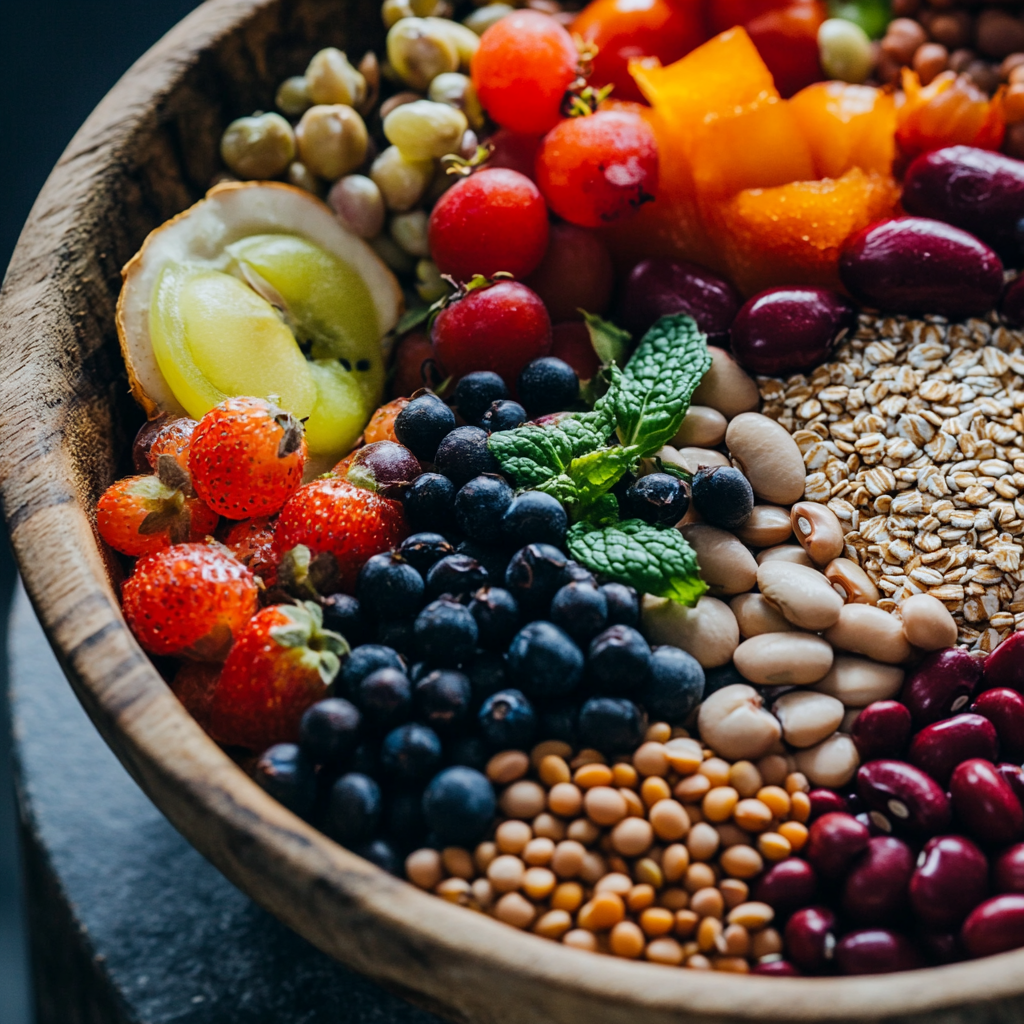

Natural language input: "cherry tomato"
[572,0,707,104]
[746,0,827,98]
[524,222,615,322]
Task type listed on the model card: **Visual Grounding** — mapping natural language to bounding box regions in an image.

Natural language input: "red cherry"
[524,221,614,323]
[745,0,827,99]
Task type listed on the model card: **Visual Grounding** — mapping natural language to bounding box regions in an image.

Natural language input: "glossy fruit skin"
[900,647,984,727]
[730,286,856,376]
[505,543,568,611]
[508,621,585,698]
[487,129,542,180]
[357,553,425,620]
[622,473,690,527]
[298,697,362,768]
[997,763,1024,807]
[344,440,422,499]
[852,701,912,762]
[588,625,651,695]
[380,722,443,782]
[357,668,413,730]
[479,400,528,434]
[690,466,753,530]
[856,760,952,837]
[805,812,870,878]
[535,111,659,229]
[754,857,818,915]
[422,766,496,846]
[908,714,999,786]
[471,10,579,136]
[454,371,508,425]
[324,772,382,846]
[340,644,405,699]
[364,397,409,445]
[468,587,521,650]
[524,222,615,324]
[902,146,1024,260]
[746,0,827,99]
[517,357,580,417]
[839,217,1004,318]
[403,473,456,534]
[432,280,552,389]
[752,960,801,975]
[601,583,640,627]
[972,688,1024,761]
[808,788,848,819]
[394,394,456,463]
[478,688,537,748]
[428,168,550,282]
[835,929,924,975]
[413,599,479,669]
[550,583,609,645]
[426,553,490,599]
[993,843,1024,894]
[454,474,515,543]
[784,906,837,973]
[578,696,645,754]
[950,758,1024,845]
[642,646,705,721]
[134,415,197,473]
[962,894,1024,958]
[501,491,568,548]
[910,835,989,929]
[254,743,316,818]
[414,668,473,734]
[981,630,1024,693]
[843,836,914,924]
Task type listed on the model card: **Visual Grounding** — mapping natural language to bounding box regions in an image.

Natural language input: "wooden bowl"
[3,1,1024,1018]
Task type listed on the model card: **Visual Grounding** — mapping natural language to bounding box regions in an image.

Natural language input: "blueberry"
[468,587,520,649]
[587,625,651,694]
[254,743,316,818]
[446,735,489,772]
[435,426,500,487]
[507,621,584,698]
[501,491,568,547]
[455,541,509,583]
[320,593,369,646]
[467,650,507,702]
[641,646,705,721]
[601,583,640,628]
[622,473,690,526]
[357,553,424,619]
[340,644,405,699]
[397,532,454,574]
[517,357,580,417]
[350,741,380,776]
[426,553,490,599]
[380,722,443,782]
[478,689,537,749]
[385,790,426,848]
[505,543,568,610]
[352,837,402,876]
[455,474,515,543]
[423,766,496,846]
[404,472,456,533]
[691,465,755,531]
[357,667,412,729]
[561,561,598,587]
[479,400,527,433]
[374,618,415,657]
[323,772,382,845]
[414,598,479,667]
[578,697,646,754]
[550,583,608,644]
[454,370,509,424]
[299,698,362,768]
[409,661,430,684]
[415,668,472,734]
[394,393,456,461]
[539,702,578,747]
[703,662,746,697]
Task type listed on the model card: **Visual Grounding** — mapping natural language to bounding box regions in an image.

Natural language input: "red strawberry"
[221,516,279,587]
[189,396,307,520]
[122,542,258,660]
[364,397,409,444]
[133,414,198,473]
[207,601,348,750]
[171,661,222,730]
[274,478,408,593]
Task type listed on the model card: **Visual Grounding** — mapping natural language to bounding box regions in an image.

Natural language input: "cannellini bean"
[793,732,860,788]
[679,524,758,596]
[899,593,958,650]
[757,561,844,631]
[725,413,805,505]
[697,684,782,761]
[671,446,731,474]
[733,633,834,686]
[692,346,760,419]
[824,604,913,664]
[642,595,739,668]
[790,501,844,566]
[735,505,793,547]
[756,544,814,567]
[672,405,727,447]
[772,690,845,748]
[814,655,904,707]
[730,593,795,638]
[824,557,880,605]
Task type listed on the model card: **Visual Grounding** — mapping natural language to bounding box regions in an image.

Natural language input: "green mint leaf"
[578,492,620,528]
[582,311,631,369]
[615,314,711,457]
[566,519,708,606]
[567,444,640,509]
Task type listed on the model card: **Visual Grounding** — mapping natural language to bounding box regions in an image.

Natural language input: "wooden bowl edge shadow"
[3,1,1024,1020]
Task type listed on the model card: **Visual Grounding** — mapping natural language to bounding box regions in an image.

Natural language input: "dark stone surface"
[7,579,445,1024]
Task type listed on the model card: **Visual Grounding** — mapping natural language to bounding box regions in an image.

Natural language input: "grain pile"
[759,311,1024,652]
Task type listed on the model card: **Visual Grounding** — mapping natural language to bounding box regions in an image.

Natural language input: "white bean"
[673,406,727,448]
[823,604,913,664]
[697,685,782,761]
[790,501,844,566]
[772,691,845,748]
[735,506,793,548]
[793,733,859,788]
[679,524,758,596]
[725,413,805,505]
[813,655,904,707]
[757,561,844,631]
[756,544,814,568]
[730,593,795,638]
[824,558,879,606]
[641,595,738,668]
[733,633,834,686]
[899,593,958,650]
[692,347,760,419]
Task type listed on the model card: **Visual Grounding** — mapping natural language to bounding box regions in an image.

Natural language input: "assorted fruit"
[94,0,1024,982]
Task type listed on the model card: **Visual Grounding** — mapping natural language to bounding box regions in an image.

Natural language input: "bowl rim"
[2,1,1024,1019]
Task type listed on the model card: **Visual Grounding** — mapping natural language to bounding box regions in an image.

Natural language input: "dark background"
[0,4,204,1021]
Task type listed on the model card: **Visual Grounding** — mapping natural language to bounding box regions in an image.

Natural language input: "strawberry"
[171,661,222,730]
[96,458,219,557]
[122,542,258,660]
[364,397,410,445]
[221,516,279,587]
[132,415,198,473]
[207,601,348,750]
[189,396,307,520]
[274,478,408,593]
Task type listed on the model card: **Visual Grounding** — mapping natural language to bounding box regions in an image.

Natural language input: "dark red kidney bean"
[835,929,925,975]
[851,700,912,761]
[908,714,1000,786]
[997,763,1024,807]
[982,631,1024,694]
[843,836,914,924]
[805,812,870,878]
[839,216,1004,318]
[729,286,855,376]
[808,788,848,820]
[972,688,1024,761]
[617,258,741,343]
[901,647,984,727]
[993,843,1024,894]
[855,811,890,836]
[962,894,1024,958]
[950,758,1024,845]
[784,906,837,973]
[753,857,817,915]
[857,760,952,836]
[902,146,1024,260]
[909,835,989,929]
[752,960,802,975]
[1003,275,1024,328]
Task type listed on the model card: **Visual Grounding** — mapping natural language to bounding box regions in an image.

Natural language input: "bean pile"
[407,728,816,970]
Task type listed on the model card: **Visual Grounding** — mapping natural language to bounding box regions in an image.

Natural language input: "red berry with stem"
[207,602,348,751]
[471,10,579,136]
[221,515,280,587]
[189,396,307,520]
[536,109,659,228]
[133,415,197,473]
[122,542,258,660]
[431,280,552,388]
[524,221,614,322]
[428,168,550,283]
